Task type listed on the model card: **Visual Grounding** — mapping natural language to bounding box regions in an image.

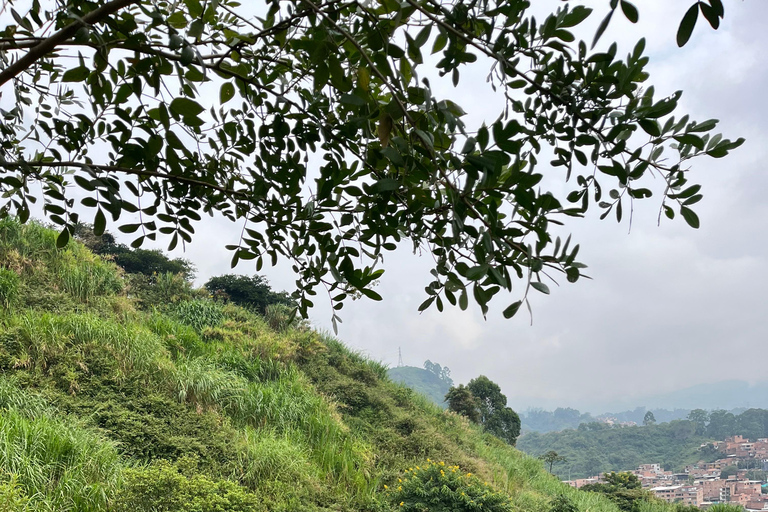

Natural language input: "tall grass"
[169,299,224,332]
[0,219,58,267]
[0,406,123,511]
[5,311,170,378]
[0,269,19,312]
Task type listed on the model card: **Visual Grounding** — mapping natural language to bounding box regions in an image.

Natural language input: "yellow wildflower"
[466,473,472,477]
[398,486,402,491]
[400,502,404,507]
[384,485,388,490]
[399,479,402,483]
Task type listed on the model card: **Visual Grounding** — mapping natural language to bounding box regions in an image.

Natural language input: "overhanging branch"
[0,0,139,88]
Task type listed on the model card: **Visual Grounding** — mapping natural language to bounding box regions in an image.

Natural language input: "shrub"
[388,460,513,512]
[707,505,744,512]
[113,459,263,512]
[550,494,579,512]
[0,474,29,512]
[170,300,224,332]
[128,272,195,309]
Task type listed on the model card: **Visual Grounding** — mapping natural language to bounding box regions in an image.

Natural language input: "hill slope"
[0,219,676,512]
[517,422,714,480]
[387,365,450,408]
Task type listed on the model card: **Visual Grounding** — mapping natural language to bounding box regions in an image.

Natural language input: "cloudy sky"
[41,2,768,413]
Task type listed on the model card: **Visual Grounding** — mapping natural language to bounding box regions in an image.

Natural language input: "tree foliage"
[580,472,655,512]
[74,223,195,279]
[539,450,567,474]
[423,360,453,387]
[204,274,292,314]
[446,376,520,445]
[0,0,743,321]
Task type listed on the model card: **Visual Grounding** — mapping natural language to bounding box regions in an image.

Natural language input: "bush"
[388,460,513,512]
[0,474,29,512]
[170,300,224,332]
[113,459,263,512]
[550,494,579,512]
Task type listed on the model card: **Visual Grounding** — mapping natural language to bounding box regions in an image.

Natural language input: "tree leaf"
[170,97,205,117]
[62,67,90,82]
[503,301,522,319]
[94,208,106,236]
[676,4,699,47]
[680,206,700,229]
[220,82,235,104]
[620,1,639,23]
[591,9,614,49]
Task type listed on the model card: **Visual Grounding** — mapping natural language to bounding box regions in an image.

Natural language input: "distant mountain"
[511,380,768,416]
[636,380,768,411]
[388,366,450,408]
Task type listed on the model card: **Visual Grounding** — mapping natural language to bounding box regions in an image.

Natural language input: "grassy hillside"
[0,219,681,512]
[387,366,450,408]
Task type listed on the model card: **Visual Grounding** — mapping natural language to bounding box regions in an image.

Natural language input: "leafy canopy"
[0,0,742,323]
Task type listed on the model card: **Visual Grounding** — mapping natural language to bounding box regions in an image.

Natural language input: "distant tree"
[467,376,506,423]
[484,406,521,446]
[720,465,738,479]
[539,451,567,474]
[204,274,292,314]
[670,420,696,440]
[735,409,768,440]
[423,360,453,387]
[445,385,480,424]
[707,410,737,439]
[466,375,521,445]
[687,409,710,435]
[581,472,654,512]
[446,377,521,445]
[644,411,656,426]
[73,223,195,280]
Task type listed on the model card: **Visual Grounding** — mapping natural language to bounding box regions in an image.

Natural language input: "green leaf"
[56,228,70,248]
[360,288,382,301]
[220,82,235,104]
[503,301,522,319]
[620,1,638,23]
[62,67,90,82]
[560,6,592,28]
[638,119,660,137]
[94,208,106,236]
[530,282,550,295]
[680,206,700,229]
[674,134,705,150]
[170,97,205,117]
[677,4,699,47]
[591,9,614,49]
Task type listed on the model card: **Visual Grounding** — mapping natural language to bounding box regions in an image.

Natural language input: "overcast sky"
[59,2,768,414]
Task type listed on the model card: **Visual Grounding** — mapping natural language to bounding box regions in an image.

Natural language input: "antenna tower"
[398,347,403,367]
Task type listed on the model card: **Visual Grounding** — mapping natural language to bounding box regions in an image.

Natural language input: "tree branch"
[0,0,139,88]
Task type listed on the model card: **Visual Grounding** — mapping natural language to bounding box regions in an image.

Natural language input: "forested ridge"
[0,217,684,512]
[518,408,768,480]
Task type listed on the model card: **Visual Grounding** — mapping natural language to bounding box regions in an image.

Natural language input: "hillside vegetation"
[387,366,450,408]
[0,219,695,512]
[518,407,768,480]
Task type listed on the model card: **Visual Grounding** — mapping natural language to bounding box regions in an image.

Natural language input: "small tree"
[204,274,292,314]
[539,451,567,474]
[445,385,480,424]
[643,411,656,426]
